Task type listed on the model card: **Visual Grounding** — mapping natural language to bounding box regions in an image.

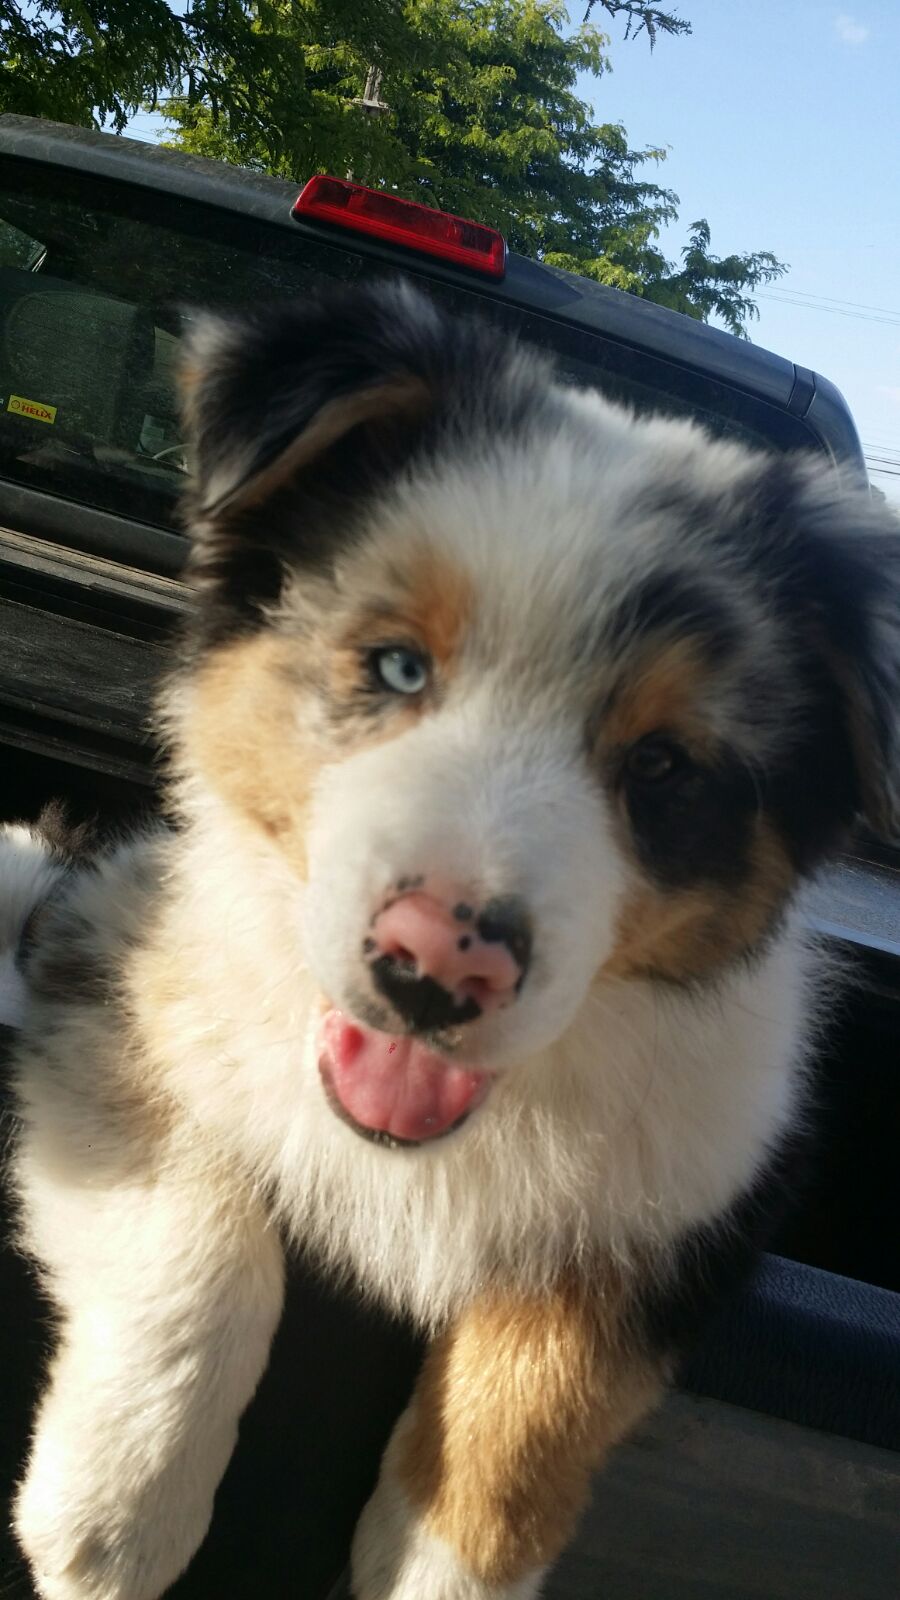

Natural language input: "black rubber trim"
[0,481,187,577]
[681,1253,900,1452]
[787,363,816,417]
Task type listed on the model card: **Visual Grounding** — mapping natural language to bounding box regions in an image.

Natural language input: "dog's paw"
[350,1468,544,1600]
[15,1453,209,1600]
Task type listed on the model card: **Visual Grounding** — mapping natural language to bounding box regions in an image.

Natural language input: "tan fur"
[185,550,473,858]
[318,549,474,747]
[398,1278,666,1586]
[604,818,794,981]
[601,637,715,755]
[336,548,475,674]
[399,550,475,672]
[186,633,321,868]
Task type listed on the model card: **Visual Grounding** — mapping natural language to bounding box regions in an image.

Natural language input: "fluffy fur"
[5,281,900,1600]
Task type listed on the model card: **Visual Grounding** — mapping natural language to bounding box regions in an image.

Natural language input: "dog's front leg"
[351,1280,667,1600]
[14,1159,284,1600]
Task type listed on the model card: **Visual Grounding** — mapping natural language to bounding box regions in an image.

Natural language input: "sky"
[573,0,900,502]
[125,0,900,502]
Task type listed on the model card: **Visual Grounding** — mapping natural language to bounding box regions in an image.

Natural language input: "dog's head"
[173,281,900,1147]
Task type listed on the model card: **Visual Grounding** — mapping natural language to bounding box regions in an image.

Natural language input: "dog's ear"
[180,281,447,522]
[177,281,502,636]
[763,462,900,839]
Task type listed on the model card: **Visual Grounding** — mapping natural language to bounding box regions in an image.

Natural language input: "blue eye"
[372,647,429,695]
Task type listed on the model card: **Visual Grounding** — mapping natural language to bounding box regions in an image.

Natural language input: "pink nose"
[370,892,527,1016]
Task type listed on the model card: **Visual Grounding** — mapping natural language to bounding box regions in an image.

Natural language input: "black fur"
[180,282,560,648]
[608,461,900,871]
[32,801,97,865]
[726,457,900,844]
[27,906,110,1007]
[16,804,96,972]
[606,570,738,665]
[623,754,759,891]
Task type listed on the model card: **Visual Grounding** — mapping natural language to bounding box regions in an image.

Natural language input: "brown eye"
[624,735,686,785]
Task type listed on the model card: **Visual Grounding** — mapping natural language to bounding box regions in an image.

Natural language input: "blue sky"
[126,0,899,500]
[575,0,900,500]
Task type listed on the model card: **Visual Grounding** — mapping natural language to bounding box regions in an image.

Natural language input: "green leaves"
[643,220,787,336]
[0,0,410,136]
[1,0,188,131]
[1,0,786,334]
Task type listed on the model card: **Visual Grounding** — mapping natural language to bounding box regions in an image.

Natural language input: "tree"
[0,0,785,333]
[0,1,411,133]
[584,0,690,45]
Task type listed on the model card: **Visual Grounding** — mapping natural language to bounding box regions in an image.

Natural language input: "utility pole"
[347,65,389,182]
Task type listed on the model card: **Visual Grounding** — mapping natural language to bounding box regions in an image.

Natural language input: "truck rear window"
[0,161,821,542]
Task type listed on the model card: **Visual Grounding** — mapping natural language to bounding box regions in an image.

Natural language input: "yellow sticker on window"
[7,394,57,425]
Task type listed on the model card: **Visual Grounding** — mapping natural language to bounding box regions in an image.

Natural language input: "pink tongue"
[319,1011,489,1142]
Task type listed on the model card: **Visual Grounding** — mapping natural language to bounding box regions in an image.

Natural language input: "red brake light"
[293,176,506,280]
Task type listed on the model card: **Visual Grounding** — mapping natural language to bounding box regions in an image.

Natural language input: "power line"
[763,286,900,319]
[862,446,900,459]
[757,292,900,329]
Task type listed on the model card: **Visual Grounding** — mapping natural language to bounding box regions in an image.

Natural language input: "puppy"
[5,282,900,1600]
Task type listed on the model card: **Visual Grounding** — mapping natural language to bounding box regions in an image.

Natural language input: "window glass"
[0,167,365,530]
[0,162,821,538]
[0,215,46,270]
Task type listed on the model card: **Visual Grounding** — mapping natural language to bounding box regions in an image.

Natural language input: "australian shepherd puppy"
[4,281,900,1600]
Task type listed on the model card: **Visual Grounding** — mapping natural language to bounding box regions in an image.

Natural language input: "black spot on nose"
[476,896,533,977]
[370,958,481,1033]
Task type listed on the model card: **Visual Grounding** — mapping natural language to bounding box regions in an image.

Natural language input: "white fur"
[6,778,816,1600]
[352,1481,544,1600]
[13,1150,283,1600]
[5,378,843,1599]
[300,688,627,1073]
[352,1408,545,1600]
[56,800,807,1336]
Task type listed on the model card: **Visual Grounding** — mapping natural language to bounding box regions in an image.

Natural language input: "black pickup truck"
[0,115,897,1600]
